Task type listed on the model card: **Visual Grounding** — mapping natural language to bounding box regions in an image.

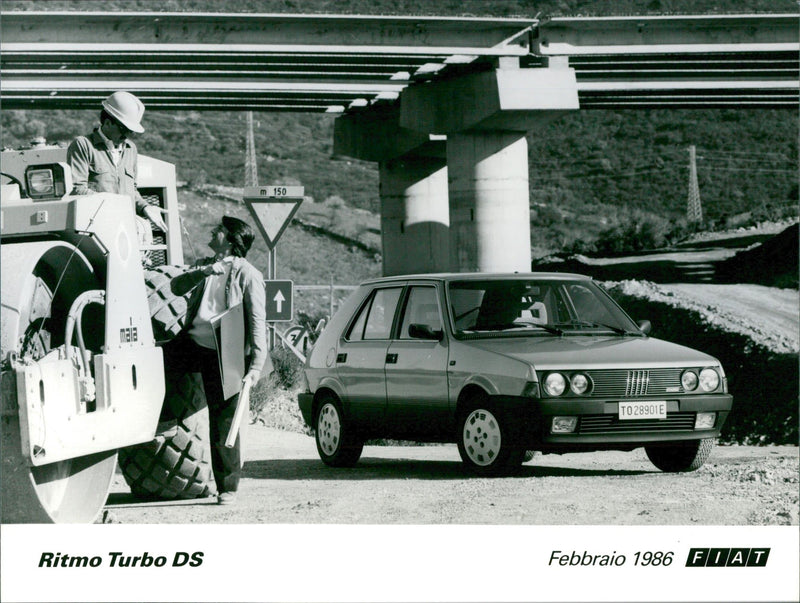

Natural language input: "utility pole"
[245,111,258,188]
[245,111,275,347]
[687,145,703,223]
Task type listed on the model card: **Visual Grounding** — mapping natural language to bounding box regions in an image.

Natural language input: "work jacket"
[172,256,270,380]
[66,127,148,213]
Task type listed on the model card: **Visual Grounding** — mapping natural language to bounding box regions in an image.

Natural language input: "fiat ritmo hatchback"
[298,273,733,476]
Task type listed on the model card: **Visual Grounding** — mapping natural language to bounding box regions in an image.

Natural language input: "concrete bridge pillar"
[334,108,448,276]
[336,64,578,276]
[447,130,529,272]
[379,156,449,276]
[401,64,579,273]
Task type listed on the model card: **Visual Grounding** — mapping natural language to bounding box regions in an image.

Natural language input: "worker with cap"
[67,90,167,231]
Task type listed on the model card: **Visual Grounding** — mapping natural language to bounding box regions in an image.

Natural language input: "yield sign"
[243,185,304,250]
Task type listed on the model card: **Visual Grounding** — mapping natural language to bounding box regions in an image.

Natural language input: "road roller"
[0,144,214,523]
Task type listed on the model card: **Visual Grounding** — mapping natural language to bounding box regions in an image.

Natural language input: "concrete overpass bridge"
[2,11,798,274]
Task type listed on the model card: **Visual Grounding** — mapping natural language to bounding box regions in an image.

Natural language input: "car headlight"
[544,373,566,396]
[570,373,590,395]
[681,370,698,391]
[699,368,720,392]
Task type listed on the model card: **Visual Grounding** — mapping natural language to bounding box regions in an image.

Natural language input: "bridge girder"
[1,12,797,112]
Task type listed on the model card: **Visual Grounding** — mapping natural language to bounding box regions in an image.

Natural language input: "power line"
[696,167,797,174]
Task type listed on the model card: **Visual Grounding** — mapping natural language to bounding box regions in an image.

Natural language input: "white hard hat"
[102,91,145,133]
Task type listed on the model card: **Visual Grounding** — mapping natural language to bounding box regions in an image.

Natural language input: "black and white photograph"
[0,1,798,602]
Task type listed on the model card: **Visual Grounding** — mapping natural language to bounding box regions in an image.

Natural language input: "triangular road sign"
[243,186,304,250]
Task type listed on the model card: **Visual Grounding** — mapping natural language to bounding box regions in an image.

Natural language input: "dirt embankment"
[534,224,799,445]
[609,280,798,355]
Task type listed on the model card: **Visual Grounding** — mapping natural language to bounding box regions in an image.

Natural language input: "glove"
[142,204,168,232]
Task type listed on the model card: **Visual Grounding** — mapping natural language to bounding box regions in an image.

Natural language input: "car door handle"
[385,353,398,364]
[336,353,347,363]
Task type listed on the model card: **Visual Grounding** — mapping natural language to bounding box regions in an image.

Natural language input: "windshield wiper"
[561,320,633,335]
[491,321,564,335]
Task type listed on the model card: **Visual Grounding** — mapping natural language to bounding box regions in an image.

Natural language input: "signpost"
[264,280,293,322]
[243,185,304,349]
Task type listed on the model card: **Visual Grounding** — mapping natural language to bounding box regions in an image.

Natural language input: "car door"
[335,285,403,433]
[385,283,450,438]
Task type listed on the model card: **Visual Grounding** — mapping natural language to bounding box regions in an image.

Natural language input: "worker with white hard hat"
[67,90,167,231]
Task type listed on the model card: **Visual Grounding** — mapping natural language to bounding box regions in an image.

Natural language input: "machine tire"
[645,438,716,473]
[145,265,192,342]
[118,371,215,499]
[456,393,526,476]
[118,266,215,500]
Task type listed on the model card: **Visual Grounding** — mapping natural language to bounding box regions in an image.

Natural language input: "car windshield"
[447,278,640,337]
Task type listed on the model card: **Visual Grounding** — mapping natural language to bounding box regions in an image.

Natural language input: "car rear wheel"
[457,395,525,476]
[315,395,363,467]
[645,438,715,472]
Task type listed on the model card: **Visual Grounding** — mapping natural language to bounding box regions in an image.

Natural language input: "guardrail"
[294,283,358,321]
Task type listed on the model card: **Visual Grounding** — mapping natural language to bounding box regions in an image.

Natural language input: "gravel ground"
[104,426,799,525]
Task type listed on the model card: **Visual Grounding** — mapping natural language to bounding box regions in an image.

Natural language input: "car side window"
[399,286,442,339]
[362,287,403,340]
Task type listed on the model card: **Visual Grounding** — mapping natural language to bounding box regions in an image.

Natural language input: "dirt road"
[611,280,799,354]
[105,425,798,525]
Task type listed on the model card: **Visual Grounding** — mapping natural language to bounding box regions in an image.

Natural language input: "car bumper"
[298,392,314,427]
[529,393,733,447]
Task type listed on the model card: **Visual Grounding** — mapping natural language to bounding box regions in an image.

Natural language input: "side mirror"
[408,323,443,341]
[637,319,652,335]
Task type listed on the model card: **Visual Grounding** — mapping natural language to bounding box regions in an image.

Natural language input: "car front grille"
[587,368,683,397]
[578,412,696,434]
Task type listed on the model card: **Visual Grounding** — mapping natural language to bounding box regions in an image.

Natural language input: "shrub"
[269,344,304,390]
[594,211,672,255]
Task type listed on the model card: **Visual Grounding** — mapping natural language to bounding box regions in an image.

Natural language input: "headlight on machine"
[681,370,698,391]
[699,368,720,392]
[543,373,566,396]
[24,162,71,200]
[27,169,54,195]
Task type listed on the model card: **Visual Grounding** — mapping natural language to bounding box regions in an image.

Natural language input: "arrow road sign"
[264,280,293,322]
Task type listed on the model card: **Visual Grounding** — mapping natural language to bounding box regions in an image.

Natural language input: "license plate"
[618,400,667,420]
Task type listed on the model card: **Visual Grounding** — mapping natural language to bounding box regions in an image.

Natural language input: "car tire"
[457,395,526,476]
[315,394,364,467]
[645,438,715,472]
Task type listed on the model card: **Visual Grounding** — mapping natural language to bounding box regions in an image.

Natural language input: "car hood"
[466,335,719,370]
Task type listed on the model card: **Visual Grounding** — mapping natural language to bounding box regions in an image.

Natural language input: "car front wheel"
[645,438,715,472]
[457,397,525,476]
[315,395,363,467]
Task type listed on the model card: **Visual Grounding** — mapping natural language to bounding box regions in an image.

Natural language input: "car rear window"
[346,287,403,341]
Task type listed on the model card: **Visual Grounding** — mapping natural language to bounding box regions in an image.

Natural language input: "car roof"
[360,271,592,286]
